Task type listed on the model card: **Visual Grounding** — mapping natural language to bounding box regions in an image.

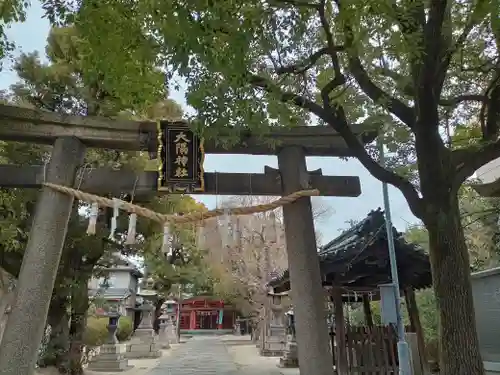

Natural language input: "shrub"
[116,316,133,342]
[83,316,134,347]
[83,317,108,347]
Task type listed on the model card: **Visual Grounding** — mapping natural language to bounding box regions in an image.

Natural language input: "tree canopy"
[0,24,211,374]
[2,1,500,373]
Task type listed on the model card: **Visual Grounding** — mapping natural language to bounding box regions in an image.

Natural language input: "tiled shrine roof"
[268,208,432,292]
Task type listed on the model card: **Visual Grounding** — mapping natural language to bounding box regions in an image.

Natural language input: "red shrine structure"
[177,296,236,333]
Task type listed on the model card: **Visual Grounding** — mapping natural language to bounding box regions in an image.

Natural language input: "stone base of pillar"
[87,343,132,372]
[165,321,179,344]
[158,340,171,349]
[260,348,284,357]
[260,329,285,357]
[125,329,162,359]
[278,338,299,368]
[157,323,171,349]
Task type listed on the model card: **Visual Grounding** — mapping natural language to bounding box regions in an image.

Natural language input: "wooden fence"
[345,326,399,374]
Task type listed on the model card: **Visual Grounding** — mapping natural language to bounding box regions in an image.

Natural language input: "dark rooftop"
[268,208,432,293]
[89,287,131,300]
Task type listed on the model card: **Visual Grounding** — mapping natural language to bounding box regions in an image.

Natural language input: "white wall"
[88,270,133,290]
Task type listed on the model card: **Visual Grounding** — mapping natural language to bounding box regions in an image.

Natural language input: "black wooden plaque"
[157,120,205,193]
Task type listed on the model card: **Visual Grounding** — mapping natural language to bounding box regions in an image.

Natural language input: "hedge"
[83,315,134,347]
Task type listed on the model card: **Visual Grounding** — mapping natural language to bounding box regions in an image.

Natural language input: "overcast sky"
[0,1,420,244]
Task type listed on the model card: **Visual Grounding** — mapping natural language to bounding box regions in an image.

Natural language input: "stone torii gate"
[0,104,372,375]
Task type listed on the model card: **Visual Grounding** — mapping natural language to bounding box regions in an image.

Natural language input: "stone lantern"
[87,307,131,372]
[279,308,299,368]
[136,277,157,330]
[106,308,121,345]
[260,289,287,356]
[157,313,171,349]
[125,277,162,359]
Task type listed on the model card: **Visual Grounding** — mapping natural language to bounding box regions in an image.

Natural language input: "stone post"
[157,314,171,349]
[106,313,120,345]
[279,309,299,368]
[260,291,286,356]
[277,146,333,375]
[126,288,161,359]
[234,320,241,336]
[165,317,179,344]
[0,137,85,375]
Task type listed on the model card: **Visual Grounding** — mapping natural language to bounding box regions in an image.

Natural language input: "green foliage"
[141,195,214,296]
[39,0,500,214]
[0,0,27,66]
[83,317,107,347]
[83,316,133,347]
[116,317,134,342]
[459,186,500,270]
[404,187,500,270]
[23,1,500,371]
[2,24,194,371]
[0,24,172,278]
[403,225,430,253]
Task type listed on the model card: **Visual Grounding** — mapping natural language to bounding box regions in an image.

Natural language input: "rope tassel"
[162,225,172,257]
[108,198,121,241]
[42,182,319,225]
[125,213,137,245]
[87,203,99,235]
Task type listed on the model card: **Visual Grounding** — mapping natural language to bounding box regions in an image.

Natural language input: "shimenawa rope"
[42,183,319,225]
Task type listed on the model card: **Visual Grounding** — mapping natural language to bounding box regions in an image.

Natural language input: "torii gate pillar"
[278,146,332,375]
[0,137,86,375]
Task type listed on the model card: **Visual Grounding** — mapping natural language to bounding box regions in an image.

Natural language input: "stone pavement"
[148,336,238,375]
[58,335,301,375]
[147,335,300,375]
[223,336,299,375]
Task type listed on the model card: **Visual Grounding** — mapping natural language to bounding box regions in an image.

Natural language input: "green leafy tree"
[39,1,500,373]
[2,24,171,374]
[0,0,28,66]
[405,187,500,270]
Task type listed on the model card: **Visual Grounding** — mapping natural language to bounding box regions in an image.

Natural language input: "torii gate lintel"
[0,104,372,375]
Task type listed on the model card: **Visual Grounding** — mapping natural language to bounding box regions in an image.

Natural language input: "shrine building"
[177,296,236,334]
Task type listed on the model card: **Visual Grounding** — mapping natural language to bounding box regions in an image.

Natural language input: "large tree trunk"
[37,297,70,370]
[66,275,89,375]
[413,116,484,374]
[153,298,165,335]
[426,195,484,375]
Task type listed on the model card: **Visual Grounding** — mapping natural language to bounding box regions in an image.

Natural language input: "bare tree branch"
[439,94,486,106]
[248,73,331,119]
[375,66,486,106]
[324,109,424,218]
[269,0,320,8]
[247,72,424,218]
[438,0,489,91]
[406,0,451,118]
[275,46,344,75]
[198,210,288,317]
[453,138,500,188]
[317,0,347,105]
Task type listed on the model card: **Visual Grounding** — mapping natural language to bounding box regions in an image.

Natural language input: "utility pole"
[176,285,182,342]
[377,136,412,375]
